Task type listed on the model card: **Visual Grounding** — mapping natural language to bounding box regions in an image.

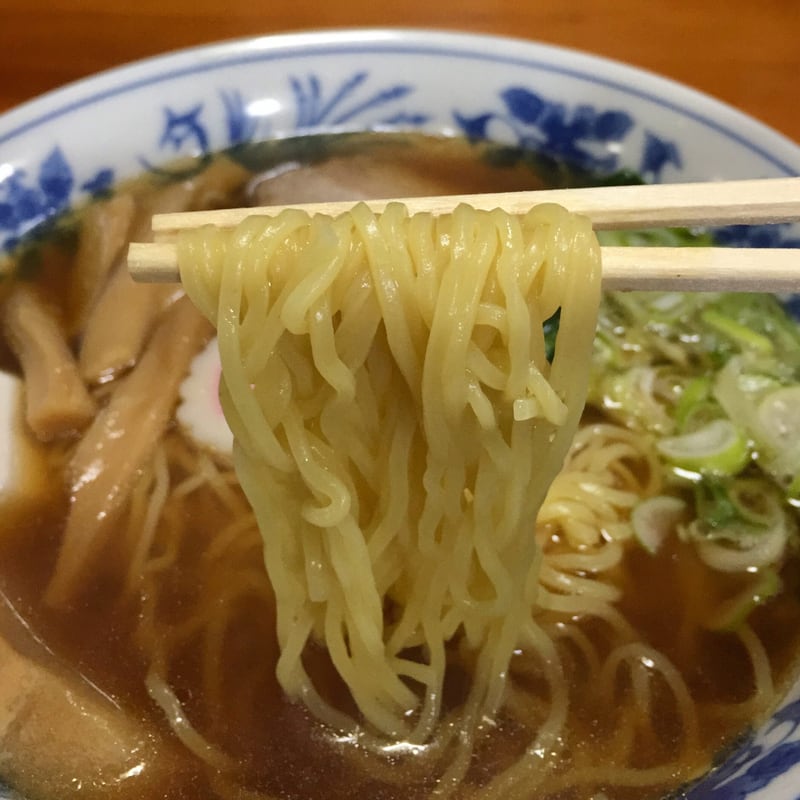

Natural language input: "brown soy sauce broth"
[0,132,799,799]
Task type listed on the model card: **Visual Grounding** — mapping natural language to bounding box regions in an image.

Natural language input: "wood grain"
[129,240,800,293]
[147,178,800,235]
[0,0,798,143]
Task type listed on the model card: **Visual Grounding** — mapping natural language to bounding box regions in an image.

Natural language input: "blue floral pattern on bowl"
[0,77,664,254]
[0,148,113,252]
[689,695,800,799]
[1,74,684,255]
[452,87,799,251]
[4,73,797,259]
[0,71,429,254]
[453,85,682,179]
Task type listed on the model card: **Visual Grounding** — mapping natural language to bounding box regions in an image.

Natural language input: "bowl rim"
[1,27,799,173]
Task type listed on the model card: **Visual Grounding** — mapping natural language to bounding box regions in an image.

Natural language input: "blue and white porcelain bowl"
[1,28,799,799]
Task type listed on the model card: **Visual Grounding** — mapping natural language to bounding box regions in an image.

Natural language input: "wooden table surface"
[0,0,798,145]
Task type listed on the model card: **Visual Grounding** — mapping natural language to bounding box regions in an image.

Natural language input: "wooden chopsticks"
[127,177,800,291]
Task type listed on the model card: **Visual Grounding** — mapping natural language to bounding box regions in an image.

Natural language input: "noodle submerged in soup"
[1,133,800,799]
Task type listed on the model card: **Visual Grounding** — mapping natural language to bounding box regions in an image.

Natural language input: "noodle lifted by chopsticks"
[177,201,601,758]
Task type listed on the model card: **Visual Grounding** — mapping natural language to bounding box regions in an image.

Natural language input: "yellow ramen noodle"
[177,201,601,791]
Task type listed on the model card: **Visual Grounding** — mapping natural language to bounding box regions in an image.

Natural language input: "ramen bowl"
[1,28,799,800]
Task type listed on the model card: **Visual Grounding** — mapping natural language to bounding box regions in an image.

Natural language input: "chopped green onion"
[703,569,782,631]
[674,376,712,430]
[728,479,786,528]
[696,525,787,571]
[593,282,800,525]
[602,367,673,433]
[690,478,790,559]
[631,495,687,554]
[657,419,749,476]
[757,387,800,450]
[693,479,743,532]
[700,308,774,355]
